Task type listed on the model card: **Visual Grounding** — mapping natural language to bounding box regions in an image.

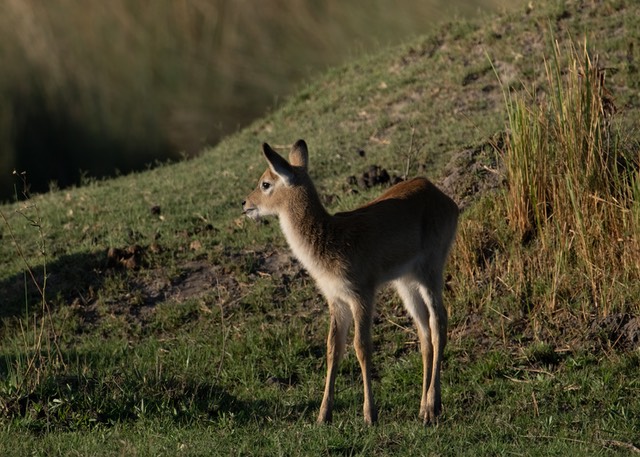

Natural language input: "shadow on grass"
[0,250,108,320]
[0,343,277,432]
[0,373,268,432]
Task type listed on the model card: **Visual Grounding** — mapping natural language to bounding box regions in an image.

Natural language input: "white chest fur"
[279,215,350,301]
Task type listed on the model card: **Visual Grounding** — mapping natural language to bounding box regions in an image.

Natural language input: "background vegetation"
[1,0,639,455]
[0,0,515,200]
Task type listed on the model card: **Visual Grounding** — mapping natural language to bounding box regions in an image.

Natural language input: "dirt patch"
[341,136,506,209]
[589,313,640,352]
[130,260,231,307]
[438,136,506,210]
[346,164,403,190]
[106,245,149,270]
[256,250,303,281]
[69,245,305,331]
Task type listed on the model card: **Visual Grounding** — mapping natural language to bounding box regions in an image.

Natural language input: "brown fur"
[243,140,458,424]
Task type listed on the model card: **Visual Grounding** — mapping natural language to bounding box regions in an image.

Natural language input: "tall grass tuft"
[500,38,639,316]
[0,173,65,401]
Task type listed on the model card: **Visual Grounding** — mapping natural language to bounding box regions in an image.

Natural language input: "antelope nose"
[242,200,246,208]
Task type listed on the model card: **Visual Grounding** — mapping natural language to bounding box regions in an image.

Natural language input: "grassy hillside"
[0,0,517,200]
[1,0,639,455]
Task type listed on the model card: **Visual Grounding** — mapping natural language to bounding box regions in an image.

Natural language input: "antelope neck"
[278,185,337,268]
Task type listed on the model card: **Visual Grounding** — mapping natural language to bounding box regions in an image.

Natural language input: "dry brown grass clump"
[451,39,639,334]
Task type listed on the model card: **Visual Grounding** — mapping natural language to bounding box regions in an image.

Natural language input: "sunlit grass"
[501,38,639,316]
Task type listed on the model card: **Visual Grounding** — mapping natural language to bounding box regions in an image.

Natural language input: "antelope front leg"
[352,299,377,425]
[318,302,351,424]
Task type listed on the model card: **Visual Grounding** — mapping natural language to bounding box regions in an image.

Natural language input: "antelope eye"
[261,181,271,191]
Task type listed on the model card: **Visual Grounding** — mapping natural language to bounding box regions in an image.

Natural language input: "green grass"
[1,0,640,455]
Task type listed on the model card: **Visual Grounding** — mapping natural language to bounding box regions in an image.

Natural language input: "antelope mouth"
[243,207,260,220]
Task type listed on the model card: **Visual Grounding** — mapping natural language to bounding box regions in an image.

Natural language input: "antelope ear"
[288,139,308,170]
[263,143,295,186]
